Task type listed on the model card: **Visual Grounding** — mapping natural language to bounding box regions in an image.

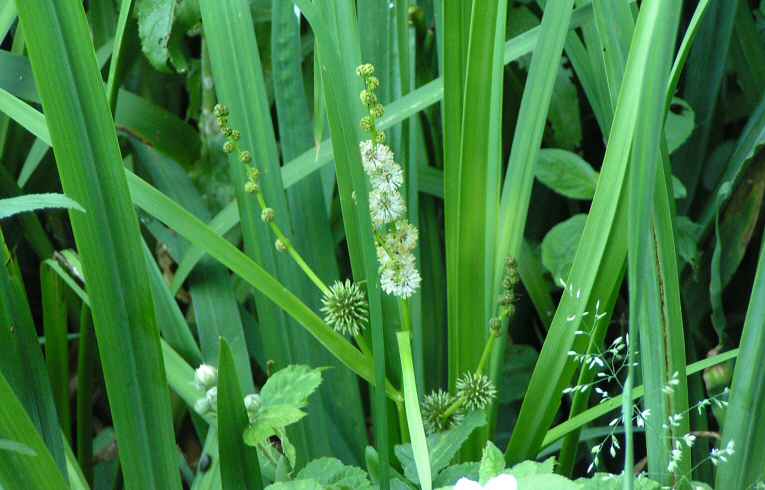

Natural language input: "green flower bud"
[367,76,380,90]
[275,239,288,252]
[213,104,228,117]
[261,207,275,223]
[222,126,233,137]
[360,116,374,132]
[244,181,259,193]
[360,89,377,106]
[374,132,386,144]
[239,151,252,163]
[370,103,385,119]
[489,317,501,334]
[230,129,240,141]
[356,63,374,78]
[223,141,234,154]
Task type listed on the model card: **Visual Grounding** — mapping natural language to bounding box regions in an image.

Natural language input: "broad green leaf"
[432,463,479,487]
[535,150,598,200]
[0,193,83,220]
[260,365,324,409]
[15,0,182,486]
[296,458,373,490]
[665,97,695,153]
[265,481,323,490]
[243,405,307,447]
[478,442,504,484]
[136,0,175,71]
[541,214,587,285]
[506,458,555,478]
[515,474,578,489]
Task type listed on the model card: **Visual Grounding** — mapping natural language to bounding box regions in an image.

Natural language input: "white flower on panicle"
[359,140,395,175]
[379,251,421,298]
[455,474,517,490]
[369,188,406,227]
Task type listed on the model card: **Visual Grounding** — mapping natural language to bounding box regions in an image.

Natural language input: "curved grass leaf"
[15,1,181,486]
[0,193,83,220]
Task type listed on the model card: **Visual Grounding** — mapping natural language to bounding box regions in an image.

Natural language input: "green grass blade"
[0,234,66,472]
[0,371,69,490]
[715,236,765,489]
[217,338,263,490]
[397,331,431,490]
[15,0,182,486]
[673,1,738,211]
[504,0,677,464]
[75,306,96,485]
[40,266,71,443]
[624,0,682,481]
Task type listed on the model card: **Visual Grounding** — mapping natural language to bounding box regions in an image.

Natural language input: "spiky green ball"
[456,372,497,411]
[321,280,369,336]
[421,390,462,434]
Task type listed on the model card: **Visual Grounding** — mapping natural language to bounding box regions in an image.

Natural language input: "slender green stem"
[399,298,412,333]
[76,305,96,485]
[475,333,497,376]
[396,400,409,443]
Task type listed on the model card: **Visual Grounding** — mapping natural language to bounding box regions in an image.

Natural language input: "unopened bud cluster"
[357,64,421,299]
[193,364,219,415]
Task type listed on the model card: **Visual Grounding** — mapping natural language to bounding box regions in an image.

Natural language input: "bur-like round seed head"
[195,364,218,390]
[321,280,369,337]
[421,390,462,434]
[456,372,497,411]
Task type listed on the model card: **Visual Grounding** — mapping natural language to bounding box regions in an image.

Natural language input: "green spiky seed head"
[261,208,275,223]
[321,280,369,337]
[356,63,375,78]
[421,390,462,434]
[456,372,497,411]
[239,151,252,163]
[223,141,234,154]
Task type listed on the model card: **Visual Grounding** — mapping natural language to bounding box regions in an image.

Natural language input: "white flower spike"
[455,474,518,490]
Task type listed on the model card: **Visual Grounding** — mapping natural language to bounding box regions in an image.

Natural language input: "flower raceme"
[357,64,422,299]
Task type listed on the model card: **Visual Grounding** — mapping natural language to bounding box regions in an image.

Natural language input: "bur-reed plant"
[1,0,765,489]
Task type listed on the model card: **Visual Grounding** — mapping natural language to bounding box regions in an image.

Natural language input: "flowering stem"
[399,298,412,333]
[253,192,331,297]
[396,400,409,443]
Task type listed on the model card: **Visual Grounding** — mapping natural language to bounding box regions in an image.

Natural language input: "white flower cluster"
[193,364,219,415]
[359,142,422,299]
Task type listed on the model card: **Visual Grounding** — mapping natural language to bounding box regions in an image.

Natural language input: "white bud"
[244,393,262,413]
[195,364,218,389]
[205,387,218,407]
